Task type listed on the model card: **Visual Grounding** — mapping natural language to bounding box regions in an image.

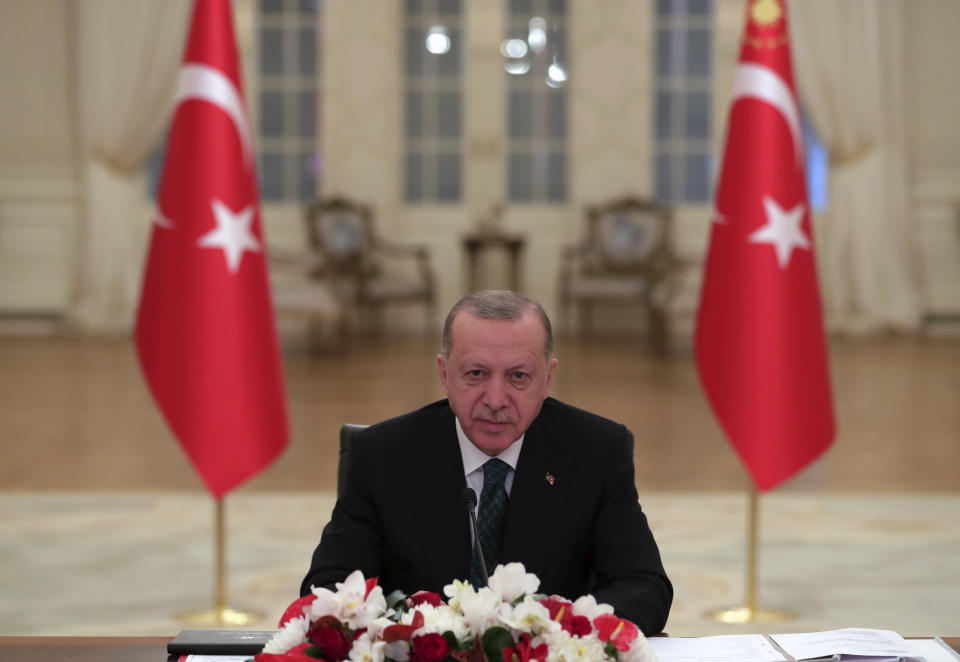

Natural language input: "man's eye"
[510,371,530,382]
[466,370,485,378]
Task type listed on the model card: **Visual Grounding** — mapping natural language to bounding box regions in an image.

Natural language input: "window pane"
[655,152,672,202]
[299,0,320,14]
[437,0,461,13]
[656,29,679,78]
[437,28,463,77]
[655,91,673,139]
[298,91,315,138]
[405,0,422,14]
[510,0,533,15]
[687,29,711,77]
[684,152,711,201]
[508,90,533,139]
[688,0,711,15]
[298,27,316,76]
[547,90,565,139]
[436,153,461,201]
[437,92,461,138]
[260,152,285,201]
[509,152,533,201]
[405,29,423,76]
[260,0,284,14]
[549,0,567,13]
[684,91,709,139]
[299,152,318,201]
[552,29,568,63]
[260,91,285,137]
[260,29,284,76]
[546,152,565,202]
[405,152,423,201]
[406,92,422,138]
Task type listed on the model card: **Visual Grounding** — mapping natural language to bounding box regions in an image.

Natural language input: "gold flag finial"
[750,0,782,27]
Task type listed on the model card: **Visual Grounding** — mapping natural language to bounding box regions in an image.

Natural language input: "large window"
[404,0,464,203]
[654,0,712,203]
[256,0,321,202]
[504,0,567,203]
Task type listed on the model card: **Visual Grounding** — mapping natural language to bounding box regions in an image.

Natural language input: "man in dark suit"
[301,290,672,635]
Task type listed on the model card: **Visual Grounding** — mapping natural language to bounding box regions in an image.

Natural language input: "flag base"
[704,605,795,624]
[176,606,265,626]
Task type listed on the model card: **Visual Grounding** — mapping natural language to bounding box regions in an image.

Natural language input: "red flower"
[410,633,450,662]
[308,616,352,661]
[278,594,318,628]
[540,597,582,634]
[503,634,547,662]
[408,591,444,608]
[568,615,591,637]
[255,643,316,662]
[540,597,573,624]
[383,610,425,643]
[592,614,639,652]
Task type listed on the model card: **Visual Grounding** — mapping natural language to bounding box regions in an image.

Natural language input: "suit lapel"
[409,405,472,589]
[501,403,570,571]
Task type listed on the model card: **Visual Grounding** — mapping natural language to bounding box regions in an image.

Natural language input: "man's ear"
[436,353,448,390]
[545,357,558,390]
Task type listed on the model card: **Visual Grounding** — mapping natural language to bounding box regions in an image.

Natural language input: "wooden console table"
[462,231,527,293]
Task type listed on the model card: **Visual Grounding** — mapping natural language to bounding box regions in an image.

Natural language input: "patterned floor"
[2,491,957,638]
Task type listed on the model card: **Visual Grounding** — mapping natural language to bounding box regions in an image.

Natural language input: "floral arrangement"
[254,563,657,662]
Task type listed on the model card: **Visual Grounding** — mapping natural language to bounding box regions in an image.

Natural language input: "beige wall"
[1,0,958,332]
[0,1,78,315]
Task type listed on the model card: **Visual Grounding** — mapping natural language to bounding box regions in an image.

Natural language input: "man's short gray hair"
[441,290,554,360]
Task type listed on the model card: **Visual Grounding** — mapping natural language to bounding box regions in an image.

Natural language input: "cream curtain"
[789,0,922,333]
[68,0,191,332]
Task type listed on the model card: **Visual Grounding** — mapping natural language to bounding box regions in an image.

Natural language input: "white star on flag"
[197,199,261,273]
[748,196,810,269]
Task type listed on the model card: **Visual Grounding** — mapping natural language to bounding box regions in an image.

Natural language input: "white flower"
[401,604,470,641]
[262,614,309,654]
[310,585,342,619]
[498,595,554,635]
[333,570,388,629]
[349,632,388,662]
[543,629,607,662]
[620,634,658,662]
[384,640,410,661]
[443,578,470,611]
[455,584,504,635]
[488,563,540,603]
[571,595,614,623]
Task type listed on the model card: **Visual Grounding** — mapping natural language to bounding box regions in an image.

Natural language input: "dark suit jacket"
[301,398,672,634]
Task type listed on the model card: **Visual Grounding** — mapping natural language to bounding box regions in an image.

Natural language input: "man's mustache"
[472,406,517,423]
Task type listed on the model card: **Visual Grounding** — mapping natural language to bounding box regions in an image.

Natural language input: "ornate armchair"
[302,196,436,335]
[558,196,683,354]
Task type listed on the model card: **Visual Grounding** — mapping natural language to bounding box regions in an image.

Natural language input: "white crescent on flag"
[730,62,803,166]
[173,63,255,167]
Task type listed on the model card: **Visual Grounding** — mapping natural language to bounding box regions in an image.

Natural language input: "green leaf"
[385,590,407,611]
[304,645,326,659]
[604,642,620,660]
[481,626,515,662]
[443,630,462,650]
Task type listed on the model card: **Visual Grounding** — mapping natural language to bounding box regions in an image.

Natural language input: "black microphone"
[462,487,489,587]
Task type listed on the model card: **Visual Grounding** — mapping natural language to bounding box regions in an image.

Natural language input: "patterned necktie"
[470,458,510,588]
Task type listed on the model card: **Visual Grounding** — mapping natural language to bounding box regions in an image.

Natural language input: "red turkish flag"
[694,0,835,491]
[136,0,289,498]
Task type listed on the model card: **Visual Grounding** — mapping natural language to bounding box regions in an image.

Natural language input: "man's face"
[437,311,558,456]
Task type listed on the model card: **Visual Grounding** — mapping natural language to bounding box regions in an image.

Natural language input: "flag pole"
[706,484,795,623]
[176,496,265,626]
